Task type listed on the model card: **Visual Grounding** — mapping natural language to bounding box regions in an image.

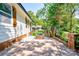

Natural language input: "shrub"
[75,36,79,48]
[32,30,44,36]
[73,25,79,33]
[57,29,69,42]
[32,32,37,36]
[61,31,69,42]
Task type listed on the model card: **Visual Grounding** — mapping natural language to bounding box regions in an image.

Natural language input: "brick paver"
[0,38,78,56]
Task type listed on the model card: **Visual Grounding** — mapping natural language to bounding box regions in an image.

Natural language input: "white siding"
[16,13,31,36]
[0,22,15,42]
[16,13,27,36]
[0,13,27,42]
[0,4,31,43]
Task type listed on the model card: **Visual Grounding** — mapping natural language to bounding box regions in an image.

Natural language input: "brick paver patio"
[0,37,78,56]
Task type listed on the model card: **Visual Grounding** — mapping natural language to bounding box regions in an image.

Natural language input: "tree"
[36,3,79,37]
[28,11,45,26]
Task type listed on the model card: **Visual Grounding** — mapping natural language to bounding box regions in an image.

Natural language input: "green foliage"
[29,3,79,44]
[28,11,37,25]
[56,29,68,42]
[73,24,79,33]
[32,30,44,36]
[61,31,69,42]
[75,28,79,33]
[75,36,79,48]
[32,32,37,36]
[28,11,45,26]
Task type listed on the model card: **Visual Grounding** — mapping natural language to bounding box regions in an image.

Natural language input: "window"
[0,3,11,23]
[0,3,11,15]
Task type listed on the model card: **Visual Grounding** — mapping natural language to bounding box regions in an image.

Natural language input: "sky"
[22,3,44,14]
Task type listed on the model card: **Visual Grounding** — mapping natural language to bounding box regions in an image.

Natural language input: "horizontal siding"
[0,14,27,43]
[0,23,16,42]
[0,9,31,43]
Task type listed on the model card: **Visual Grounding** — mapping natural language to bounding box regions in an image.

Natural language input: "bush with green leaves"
[75,36,79,48]
[73,25,79,33]
[32,30,44,36]
[61,31,69,42]
[56,29,69,42]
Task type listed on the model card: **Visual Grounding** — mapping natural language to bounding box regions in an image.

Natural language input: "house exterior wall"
[16,13,27,36]
[0,3,13,42]
[16,12,31,37]
[0,3,31,43]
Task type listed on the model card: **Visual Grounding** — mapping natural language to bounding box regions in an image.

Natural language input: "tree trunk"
[51,27,56,37]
